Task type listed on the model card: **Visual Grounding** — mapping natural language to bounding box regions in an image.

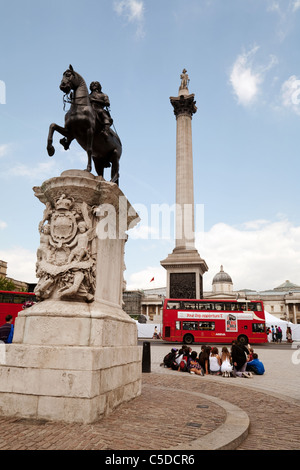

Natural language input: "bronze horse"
[47,65,122,184]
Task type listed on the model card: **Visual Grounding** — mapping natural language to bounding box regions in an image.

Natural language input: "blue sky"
[1,0,300,292]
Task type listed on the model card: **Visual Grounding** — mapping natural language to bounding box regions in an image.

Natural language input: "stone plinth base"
[161,248,208,299]
[0,170,142,424]
[0,302,141,424]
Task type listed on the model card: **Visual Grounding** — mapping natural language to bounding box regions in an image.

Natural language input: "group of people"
[162,340,265,378]
[268,325,283,343]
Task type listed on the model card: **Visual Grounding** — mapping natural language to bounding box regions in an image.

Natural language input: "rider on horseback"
[89,81,113,139]
[49,66,122,182]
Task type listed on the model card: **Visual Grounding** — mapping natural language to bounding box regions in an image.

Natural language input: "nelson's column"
[161,69,208,299]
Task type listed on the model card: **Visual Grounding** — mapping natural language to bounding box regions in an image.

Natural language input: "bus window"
[167,301,180,309]
[199,303,212,311]
[183,322,197,330]
[182,301,197,310]
[223,303,232,311]
[13,295,28,304]
[175,321,181,330]
[199,322,215,331]
[252,323,265,333]
[214,302,225,311]
[0,293,13,303]
[237,302,247,311]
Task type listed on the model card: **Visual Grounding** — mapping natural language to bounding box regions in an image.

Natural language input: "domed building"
[211,265,235,298]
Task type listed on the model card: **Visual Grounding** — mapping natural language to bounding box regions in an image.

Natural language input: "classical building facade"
[240,281,300,325]
[0,260,30,291]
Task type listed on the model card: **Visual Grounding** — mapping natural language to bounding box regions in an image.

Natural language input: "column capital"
[170,93,197,119]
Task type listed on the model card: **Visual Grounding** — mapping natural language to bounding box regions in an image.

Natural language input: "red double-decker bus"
[0,291,36,325]
[162,298,267,345]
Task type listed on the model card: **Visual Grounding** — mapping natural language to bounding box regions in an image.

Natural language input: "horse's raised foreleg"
[47,123,70,157]
[60,136,74,151]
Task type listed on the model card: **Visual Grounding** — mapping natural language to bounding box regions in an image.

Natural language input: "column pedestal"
[161,248,208,299]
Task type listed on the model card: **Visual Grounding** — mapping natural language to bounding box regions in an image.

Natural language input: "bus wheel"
[183,334,194,345]
[237,334,248,345]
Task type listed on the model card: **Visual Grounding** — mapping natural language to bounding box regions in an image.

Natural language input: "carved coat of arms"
[35,194,96,303]
[51,211,77,245]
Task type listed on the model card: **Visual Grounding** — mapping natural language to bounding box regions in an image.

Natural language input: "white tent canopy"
[264,311,300,341]
[135,321,161,339]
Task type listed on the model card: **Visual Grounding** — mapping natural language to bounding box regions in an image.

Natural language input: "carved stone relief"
[35,194,97,302]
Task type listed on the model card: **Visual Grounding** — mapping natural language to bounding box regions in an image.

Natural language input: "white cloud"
[0,144,11,158]
[129,224,159,240]
[230,46,262,106]
[198,219,300,292]
[242,219,269,230]
[267,0,300,14]
[292,0,300,12]
[281,75,300,115]
[0,220,7,230]
[114,0,145,38]
[126,218,300,293]
[267,1,281,13]
[229,46,278,106]
[114,0,144,21]
[0,247,37,283]
[7,160,59,180]
[266,1,300,40]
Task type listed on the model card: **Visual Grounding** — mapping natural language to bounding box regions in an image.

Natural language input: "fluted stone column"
[161,70,208,299]
[171,87,197,250]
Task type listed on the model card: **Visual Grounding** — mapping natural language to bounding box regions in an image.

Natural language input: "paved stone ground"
[0,379,226,450]
[0,342,299,450]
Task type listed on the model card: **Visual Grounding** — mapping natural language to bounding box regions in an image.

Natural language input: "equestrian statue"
[47,65,122,185]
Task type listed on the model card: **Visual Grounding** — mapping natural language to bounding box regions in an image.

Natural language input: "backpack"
[179,355,188,372]
[163,352,175,368]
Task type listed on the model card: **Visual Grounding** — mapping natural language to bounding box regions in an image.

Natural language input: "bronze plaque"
[170,273,196,299]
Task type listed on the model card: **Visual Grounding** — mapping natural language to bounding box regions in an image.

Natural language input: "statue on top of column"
[179,69,190,91]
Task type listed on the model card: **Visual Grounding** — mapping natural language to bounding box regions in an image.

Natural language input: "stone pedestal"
[0,170,142,423]
[161,248,208,299]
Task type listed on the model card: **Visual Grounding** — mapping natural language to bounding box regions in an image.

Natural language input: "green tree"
[0,276,16,291]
